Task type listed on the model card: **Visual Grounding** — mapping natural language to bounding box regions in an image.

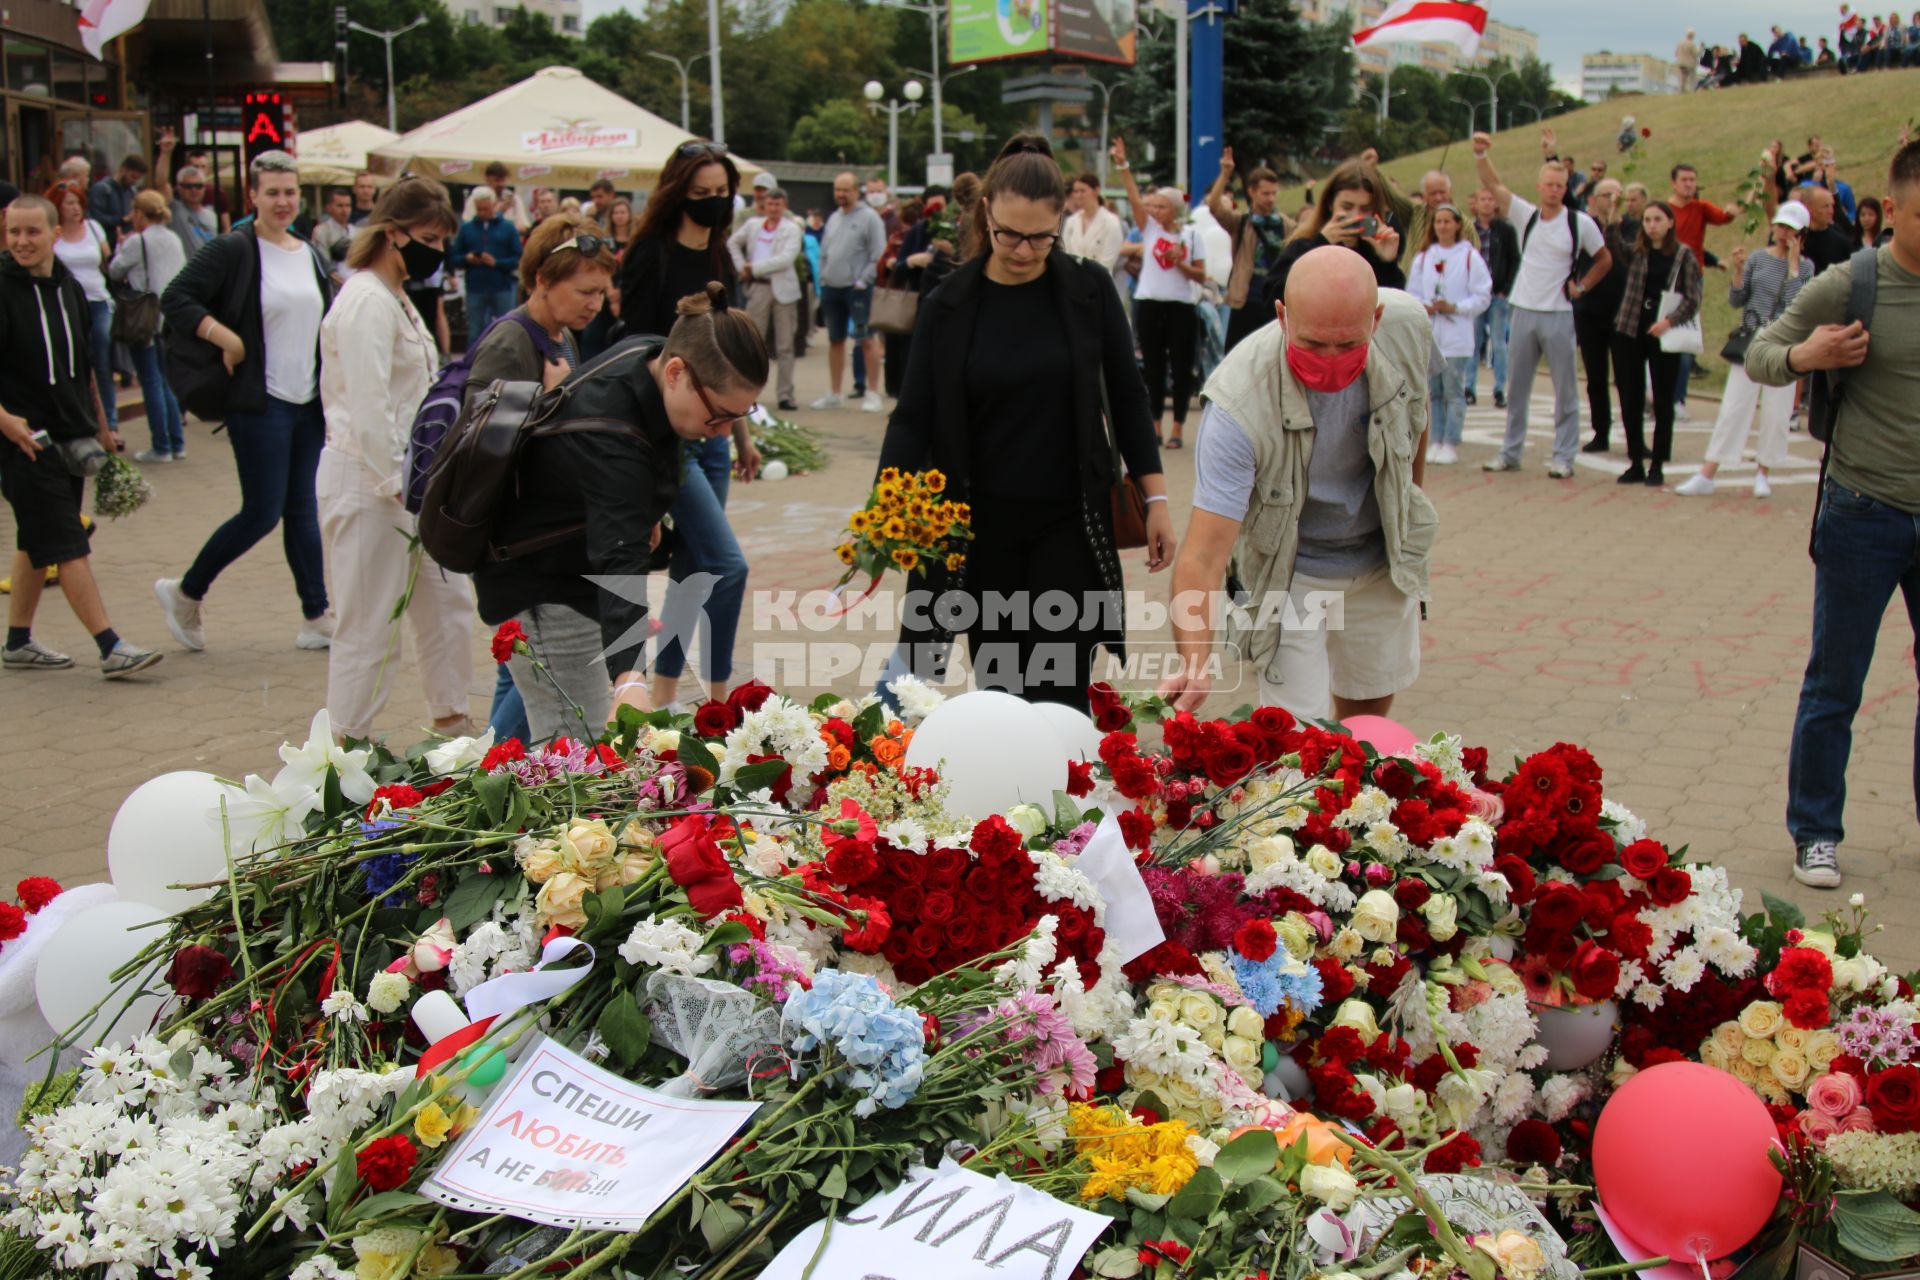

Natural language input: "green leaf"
[1164,1165,1223,1224]
[1835,1191,1920,1262]
[349,1190,431,1223]
[1088,1244,1145,1278]
[677,734,721,779]
[730,760,792,793]
[472,772,511,827]
[1213,1129,1279,1185]
[1053,790,1083,832]
[852,700,886,742]
[702,920,754,953]
[810,692,841,714]
[819,1163,849,1200]
[699,1197,747,1251]
[596,992,652,1070]
[442,872,511,931]
[1238,1174,1288,1214]
[1762,890,1806,932]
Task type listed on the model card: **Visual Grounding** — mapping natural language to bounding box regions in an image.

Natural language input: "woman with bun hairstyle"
[475,284,768,740]
[878,133,1172,708]
[317,175,474,741]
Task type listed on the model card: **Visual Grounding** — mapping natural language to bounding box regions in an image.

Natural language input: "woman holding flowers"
[878,132,1171,707]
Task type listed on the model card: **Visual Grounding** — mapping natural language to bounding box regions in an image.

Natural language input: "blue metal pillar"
[1188,0,1234,203]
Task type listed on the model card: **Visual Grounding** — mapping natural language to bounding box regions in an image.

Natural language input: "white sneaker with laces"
[296,612,336,651]
[133,448,173,464]
[101,641,162,679]
[154,578,205,651]
[1673,474,1715,497]
[1752,473,1772,499]
[860,391,885,413]
[3,638,72,669]
[1482,457,1519,472]
[808,393,844,410]
[1546,462,1575,479]
[1674,402,1692,422]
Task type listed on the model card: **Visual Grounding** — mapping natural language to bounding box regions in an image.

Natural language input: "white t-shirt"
[1135,222,1205,304]
[54,221,112,303]
[259,238,325,403]
[1505,193,1605,313]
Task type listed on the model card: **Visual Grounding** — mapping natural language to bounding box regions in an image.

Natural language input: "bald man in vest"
[1161,245,1439,720]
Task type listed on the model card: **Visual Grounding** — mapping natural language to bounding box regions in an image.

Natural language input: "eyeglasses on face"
[683,362,756,429]
[987,221,1059,252]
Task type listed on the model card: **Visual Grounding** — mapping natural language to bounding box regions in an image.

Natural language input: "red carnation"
[1506,1118,1563,1165]
[1608,911,1654,960]
[165,944,235,1000]
[1139,1240,1192,1267]
[1648,866,1692,907]
[367,783,424,819]
[1424,1131,1483,1173]
[1767,946,1834,998]
[1570,941,1621,1002]
[1066,759,1094,797]
[1118,807,1154,849]
[1315,956,1356,1004]
[1392,878,1432,910]
[356,1134,419,1190]
[1233,919,1279,962]
[693,700,741,738]
[726,680,774,713]
[15,877,62,913]
[480,737,526,771]
[970,815,1023,858]
[841,896,892,953]
[1867,1065,1920,1134]
[1316,1025,1369,1064]
[1619,839,1669,881]
[1783,988,1831,1030]
[0,903,26,942]
[825,840,879,887]
[490,619,528,664]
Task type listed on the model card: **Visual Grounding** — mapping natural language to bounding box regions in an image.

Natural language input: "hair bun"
[675,282,732,319]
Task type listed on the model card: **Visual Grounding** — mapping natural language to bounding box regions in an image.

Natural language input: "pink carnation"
[1808,1072,1863,1118]
[1798,1110,1841,1145]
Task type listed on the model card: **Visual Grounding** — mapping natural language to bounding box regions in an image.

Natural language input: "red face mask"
[1285,340,1370,393]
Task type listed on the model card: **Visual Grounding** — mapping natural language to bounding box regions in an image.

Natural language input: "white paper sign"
[421,1038,759,1231]
[1073,814,1166,964]
[760,1161,1111,1280]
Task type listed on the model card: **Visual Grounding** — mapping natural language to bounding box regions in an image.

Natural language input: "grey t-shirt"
[1193,386,1385,578]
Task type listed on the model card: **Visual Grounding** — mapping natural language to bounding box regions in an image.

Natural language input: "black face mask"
[396,235,443,282]
[685,195,732,229]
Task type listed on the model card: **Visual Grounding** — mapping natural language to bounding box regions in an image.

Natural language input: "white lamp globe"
[864,80,885,102]
[904,80,924,101]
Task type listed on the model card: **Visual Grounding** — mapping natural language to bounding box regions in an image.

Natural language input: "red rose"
[1495,854,1538,903]
[1648,866,1692,907]
[659,815,743,918]
[693,700,741,738]
[1205,741,1256,787]
[0,903,26,942]
[1767,946,1834,998]
[1066,759,1094,797]
[1867,1065,1920,1134]
[1506,1119,1562,1165]
[1423,1131,1482,1173]
[726,680,774,713]
[1531,882,1585,933]
[1233,919,1279,962]
[945,914,979,953]
[1570,941,1621,1002]
[1557,833,1616,877]
[490,619,528,663]
[1462,745,1490,784]
[921,890,958,925]
[15,877,62,913]
[1392,878,1432,910]
[356,1134,419,1190]
[1087,682,1133,733]
[165,944,235,1000]
[1619,839,1669,880]
[1784,988,1831,1030]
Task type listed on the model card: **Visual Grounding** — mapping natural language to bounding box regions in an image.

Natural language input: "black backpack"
[1805,245,1879,445]
[416,336,663,575]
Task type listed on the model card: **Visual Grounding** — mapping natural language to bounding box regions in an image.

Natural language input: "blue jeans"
[181,395,328,618]
[1786,480,1920,846]
[819,284,872,344]
[1429,355,1472,446]
[466,287,517,344]
[130,340,184,454]
[87,299,117,428]
[1673,351,1694,407]
[653,435,748,684]
[1475,295,1510,395]
[488,662,531,742]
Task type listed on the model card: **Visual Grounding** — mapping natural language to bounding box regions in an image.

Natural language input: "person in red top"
[1665,163,1737,419]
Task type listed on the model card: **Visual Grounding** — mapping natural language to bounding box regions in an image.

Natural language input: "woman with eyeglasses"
[317,176,476,742]
[472,284,768,738]
[878,133,1173,708]
[615,140,759,710]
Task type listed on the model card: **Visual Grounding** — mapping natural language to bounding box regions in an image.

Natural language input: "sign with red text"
[520,126,638,155]
[421,1039,760,1231]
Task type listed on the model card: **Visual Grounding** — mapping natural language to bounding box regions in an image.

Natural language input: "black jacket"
[160,227,334,414]
[0,253,99,441]
[1476,218,1521,297]
[615,236,737,341]
[1576,220,1635,317]
[1261,233,1407,310]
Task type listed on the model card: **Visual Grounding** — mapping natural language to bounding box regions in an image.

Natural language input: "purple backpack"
[404,311,557,514]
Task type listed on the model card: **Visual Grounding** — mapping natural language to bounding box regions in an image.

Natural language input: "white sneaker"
[101,640,162,680]
[154,578,205,651]
[1546,462,1575,479]
[860,391,885,413]
[1482,457,1520,472]
[296,613,335,651]
[133,448,173,464]
[1674,403,1692,422]
[808,393,844,410]
[1424,444,1438,464]
[1673,474,1715,497]
[1752,473,1772,499]
[1436,444,1459,465]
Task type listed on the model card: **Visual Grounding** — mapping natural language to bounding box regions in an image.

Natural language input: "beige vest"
[1200,289,1440,677]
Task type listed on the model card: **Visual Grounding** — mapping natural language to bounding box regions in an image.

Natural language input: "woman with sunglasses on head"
[878,133,1173,708]
[317,176,476,742]
[615,140,759,710]
[472,284,768,739]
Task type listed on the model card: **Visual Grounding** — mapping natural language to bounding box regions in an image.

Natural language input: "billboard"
[949,0,1137,66]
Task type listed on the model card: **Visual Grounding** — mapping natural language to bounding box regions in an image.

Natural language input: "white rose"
[644,727,681,754]
[1300,1163,1360,1210]
[1224,1036,1261,1073]
[1178,992,1224,1032]
[1147,998,1180,1023]
[1306,847,1344,879]
[424,731,494,775]
[1799,930,1838,956]
[1228,1006,1266,1040]
[1423,893,1459,942]
[1352,889,1400,944]
[1251,834,1297,872]
[1331,999,1380,1040]
[1005,804,1049,841]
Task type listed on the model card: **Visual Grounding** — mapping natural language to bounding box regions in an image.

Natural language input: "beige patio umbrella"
[295,120,400,187]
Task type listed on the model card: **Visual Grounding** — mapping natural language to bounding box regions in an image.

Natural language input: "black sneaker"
[1617,464,1647,484]
[1793,840,1842,888]
[1464,389,1478,405]
[1493,390,1506,409]
[777,398,799,412]
[1581,438,1610,453]
[1645,465,1664,486]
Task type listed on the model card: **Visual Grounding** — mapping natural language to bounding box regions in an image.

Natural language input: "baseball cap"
[752,171,777,191]
[1772,201,1810,231]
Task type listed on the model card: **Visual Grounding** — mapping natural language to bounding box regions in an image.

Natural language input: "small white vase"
[1532,999,1620,1072]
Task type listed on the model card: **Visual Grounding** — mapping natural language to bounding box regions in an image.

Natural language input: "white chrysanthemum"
[365,971,411,1015]
[1113,1014,1212,1084]
[1335,787,1394,830]
[319,991,368,1023]
[1493,1070,1536,1124]
[1537,1073,1590,1123]
[1697,925,1758,977]
[1601,799,1647,845]
[617,917,715,975]
[879,817,929,853]
[290,1258,353,1280]
[887,673,947,724]
[1660,946,1707,993]
[1030,851,1102,916]
[995,916,1059,989]
[448,917,538,997]
[1413,733,1473,788]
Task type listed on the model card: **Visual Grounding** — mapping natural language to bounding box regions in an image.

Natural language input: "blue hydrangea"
[1231,951,1325,1019]
[782,970,928,1117]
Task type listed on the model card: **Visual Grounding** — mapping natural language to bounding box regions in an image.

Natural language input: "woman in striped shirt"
[1675,203,1814,499]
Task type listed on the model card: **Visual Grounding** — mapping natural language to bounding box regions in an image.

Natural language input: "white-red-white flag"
[78,0,152,60]
[1352,0,1489,57]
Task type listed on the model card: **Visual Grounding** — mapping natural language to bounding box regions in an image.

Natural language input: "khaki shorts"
[1257,563,1421,720]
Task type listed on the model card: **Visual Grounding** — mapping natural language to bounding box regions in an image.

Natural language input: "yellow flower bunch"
[1067,1102,1201,1202]
[832,468,973,586]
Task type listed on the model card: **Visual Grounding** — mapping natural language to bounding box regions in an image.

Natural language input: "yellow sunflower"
[892,547,920,571]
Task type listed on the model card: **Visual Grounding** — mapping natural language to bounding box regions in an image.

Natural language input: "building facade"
[1579,51,1677,101]
[1298,0,1540,78]
[456,0,585,35]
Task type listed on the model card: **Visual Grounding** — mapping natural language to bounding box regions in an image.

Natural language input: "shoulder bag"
[868,282,920,335]
[110,234,164,347]
[1099,377,1148,550]
[1656,252,1704,354]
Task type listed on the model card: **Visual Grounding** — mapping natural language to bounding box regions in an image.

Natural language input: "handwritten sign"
[760,1162,1111,1280]
[421,1038,759,1231]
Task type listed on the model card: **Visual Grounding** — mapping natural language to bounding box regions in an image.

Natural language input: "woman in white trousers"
[317,177,475,740]
[1675,204,1814,499]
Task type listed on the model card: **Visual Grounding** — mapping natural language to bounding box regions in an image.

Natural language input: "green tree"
[788,99,882,165]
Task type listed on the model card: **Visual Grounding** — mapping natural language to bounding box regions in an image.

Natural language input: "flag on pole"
[1352,0,1489,57]
[78,0,152,60]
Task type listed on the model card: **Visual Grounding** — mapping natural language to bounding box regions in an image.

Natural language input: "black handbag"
[109,234,164,346]
[165,329,232,421]
[1720,321,1755,364]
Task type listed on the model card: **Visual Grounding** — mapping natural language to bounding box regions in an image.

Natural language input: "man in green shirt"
[1746,138,1920,890]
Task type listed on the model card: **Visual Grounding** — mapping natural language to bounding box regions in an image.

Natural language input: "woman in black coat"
[876,134,1172,708]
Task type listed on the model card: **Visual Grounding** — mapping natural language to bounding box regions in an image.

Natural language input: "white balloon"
[34,901,169,1049]
[1028,701,1106,762]
[107,770,231,913]
[760,458,789,481]
[1533,999,1620,1072]
[902,690,1069,821]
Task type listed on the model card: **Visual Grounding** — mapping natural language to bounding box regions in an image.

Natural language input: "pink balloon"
[1593,1062,1782,1262]
[1340,714,1418,757]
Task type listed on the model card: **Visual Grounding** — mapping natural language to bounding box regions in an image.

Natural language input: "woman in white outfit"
[1407,203,1491,466]
[1675,202,1814,499]
[317,176,475,740]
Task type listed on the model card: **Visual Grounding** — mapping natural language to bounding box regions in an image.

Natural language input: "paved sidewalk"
[4,351,1914,968]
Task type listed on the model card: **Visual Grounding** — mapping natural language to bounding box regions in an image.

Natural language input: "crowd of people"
[1677,6,1920,87]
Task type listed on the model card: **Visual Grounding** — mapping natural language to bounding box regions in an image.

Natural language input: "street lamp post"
[1088,76,1128,185]
[706,0,724,145]
[864,80,923,191]
[346,15,428,133]
[885,0,955,162]
[1356,78,1403,122]
[1508,101,1545,128]
[1462,67,1518,137]
[646,50,709,133]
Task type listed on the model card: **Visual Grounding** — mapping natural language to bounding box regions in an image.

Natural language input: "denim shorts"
[820,284,871,343]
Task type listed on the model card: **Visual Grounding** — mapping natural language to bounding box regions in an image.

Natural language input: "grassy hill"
[1285,69,1918,394]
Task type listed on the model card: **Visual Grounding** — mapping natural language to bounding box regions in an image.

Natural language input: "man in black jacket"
[1576,179,1633,452]
[1470,186,1519,407]
[0,197,161,677]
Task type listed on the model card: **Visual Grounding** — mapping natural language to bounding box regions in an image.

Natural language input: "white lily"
[275,709,377,803]
[215,773,322,853]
